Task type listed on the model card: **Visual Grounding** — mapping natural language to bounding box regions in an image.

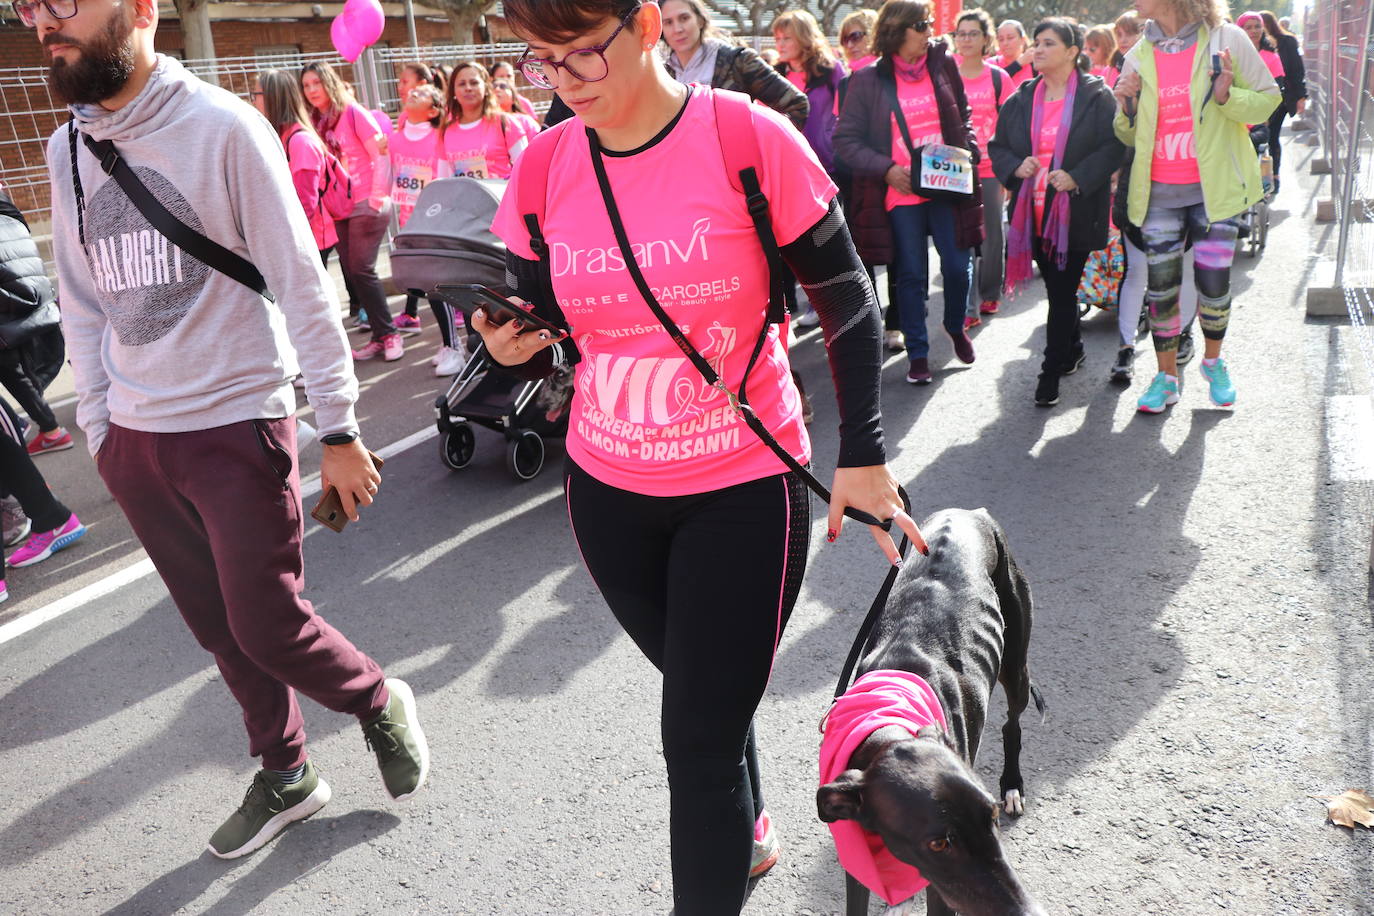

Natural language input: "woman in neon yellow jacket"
[1112,0,1278,414]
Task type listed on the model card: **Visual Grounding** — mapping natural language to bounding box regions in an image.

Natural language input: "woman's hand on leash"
[471,297,566,367]
[828,465,928,566]
[320,437,381,522]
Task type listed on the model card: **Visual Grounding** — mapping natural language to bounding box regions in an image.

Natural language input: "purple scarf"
[893,54,929,83]
[1005,74,1078,296]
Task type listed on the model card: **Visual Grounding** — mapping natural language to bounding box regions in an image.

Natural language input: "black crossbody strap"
[76,129,274,302]
[883,74,920,160]
[586,129,901,534]
[737,165,792,325]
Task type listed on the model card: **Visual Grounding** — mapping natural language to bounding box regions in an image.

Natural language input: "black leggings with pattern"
[564,459,811,915]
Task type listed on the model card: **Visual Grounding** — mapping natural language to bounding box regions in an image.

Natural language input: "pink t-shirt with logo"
[388,120,442,226]
[440,115,527,180]
[1152,48,1201,185]
[491,90,836,497]
[887,76,944,209]
[1033,96,1065,226]
[961,64,1011,179]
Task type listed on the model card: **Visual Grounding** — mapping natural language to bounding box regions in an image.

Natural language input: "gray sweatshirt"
[46,55,359,456]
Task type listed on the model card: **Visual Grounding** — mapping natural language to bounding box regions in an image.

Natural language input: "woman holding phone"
[473,2,924,912]
[1113,0,1279,412]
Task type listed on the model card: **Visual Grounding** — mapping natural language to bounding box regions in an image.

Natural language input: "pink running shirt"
[887,76,945,210]
[491,89,835,497]
[1259,48,1285,79]
[848,54,877,71]
[389,120,442,226]
[961,64,1011,179]
[440,115,527,180]
[318,102,384,215]
[1033,96,1065,227]
[282,127,337,251]
[996,55,1035,87]
[1091,65,1120,86]
[1152,48,1202,184]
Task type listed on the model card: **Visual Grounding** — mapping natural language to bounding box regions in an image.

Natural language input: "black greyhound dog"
[817,508,1047,916]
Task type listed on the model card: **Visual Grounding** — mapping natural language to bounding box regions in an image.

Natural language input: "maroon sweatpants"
[97,417,388,770]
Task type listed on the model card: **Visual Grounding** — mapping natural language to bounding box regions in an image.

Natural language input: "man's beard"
[46,10,136,106]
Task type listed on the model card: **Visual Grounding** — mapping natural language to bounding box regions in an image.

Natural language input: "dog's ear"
[916,724,957,752]
[817,770,865,823]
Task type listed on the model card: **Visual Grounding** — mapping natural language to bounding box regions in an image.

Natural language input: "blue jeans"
[889,200,972,361]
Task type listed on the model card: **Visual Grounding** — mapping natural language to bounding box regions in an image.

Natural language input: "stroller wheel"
[441,423,476,470]
[507,430,545,481]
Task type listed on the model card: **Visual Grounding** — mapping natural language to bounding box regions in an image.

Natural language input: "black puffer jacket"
[0,192,54,327]
[692,41,810,130]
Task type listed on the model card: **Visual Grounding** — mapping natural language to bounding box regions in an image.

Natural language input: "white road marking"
[0,425,440,648]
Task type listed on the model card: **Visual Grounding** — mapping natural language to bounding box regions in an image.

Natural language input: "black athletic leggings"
[564,459,811,915]
[0,395,70,531]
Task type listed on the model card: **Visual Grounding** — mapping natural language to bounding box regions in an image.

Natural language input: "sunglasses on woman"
[518,4,640,90]
[842,30,868,46]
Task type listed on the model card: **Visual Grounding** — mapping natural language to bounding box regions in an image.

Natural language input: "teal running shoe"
[1136,372,1180,414]
[1199,358,1236,407]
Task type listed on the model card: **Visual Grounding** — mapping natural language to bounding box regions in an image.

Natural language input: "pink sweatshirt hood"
[819,669,948,906]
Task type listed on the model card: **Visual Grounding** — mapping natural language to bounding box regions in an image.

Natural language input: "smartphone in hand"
[311,450,385,532]
[430,284,563,336]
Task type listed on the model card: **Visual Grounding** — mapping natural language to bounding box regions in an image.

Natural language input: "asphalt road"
[1,132,1371,915]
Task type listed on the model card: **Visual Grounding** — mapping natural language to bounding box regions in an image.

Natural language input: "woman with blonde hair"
[838,7,879,71]
[1113,0,1280,412]
[771,8,845,177]
[1085,24,1119,84]
[300,62,399,360]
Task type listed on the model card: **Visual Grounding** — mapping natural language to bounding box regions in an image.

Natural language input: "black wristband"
[321,431,359,446]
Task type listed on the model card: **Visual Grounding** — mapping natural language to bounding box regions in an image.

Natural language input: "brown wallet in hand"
[310,451,384,532]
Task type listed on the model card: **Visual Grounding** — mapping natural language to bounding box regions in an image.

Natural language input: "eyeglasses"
[11,0,77,28]
[954,30,985,40]
[518,5,640,90]
[841,30,867,46]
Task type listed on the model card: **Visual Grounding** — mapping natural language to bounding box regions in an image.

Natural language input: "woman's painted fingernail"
[892,557,903,568]
[473,308,484,321]
[512,320,523,329]
[921,546,930,557]
[826,529,837,542]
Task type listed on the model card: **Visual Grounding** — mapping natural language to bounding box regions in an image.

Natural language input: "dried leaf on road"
[1310,790,1374,829]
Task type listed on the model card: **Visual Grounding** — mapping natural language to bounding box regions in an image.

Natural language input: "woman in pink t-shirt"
[1085,24,1120,86]
[302,63,402,362]
[994,18,1036,86]
[491,60,540,118]
[394,61,444,133]
[954,8,1012,323]
[989,19,1124,407]
[439,61,529,181]
[839,7,879,72]
[492,75,543,143]
[253,70,337,256]
[481,2,923,911]
[833,0,984,385]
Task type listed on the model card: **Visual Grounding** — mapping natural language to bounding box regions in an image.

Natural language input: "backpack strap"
[710,88,792,325]
[990,67,1004,112]
[515,121,574,328]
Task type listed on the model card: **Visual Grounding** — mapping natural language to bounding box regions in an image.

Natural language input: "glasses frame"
[841,30,868,46]
[11,0,77,27]
[517,4,640,90]
[953,29,986,40]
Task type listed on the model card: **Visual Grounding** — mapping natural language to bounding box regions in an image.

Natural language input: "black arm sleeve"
[500,250,580,381]
[780,198,886,468]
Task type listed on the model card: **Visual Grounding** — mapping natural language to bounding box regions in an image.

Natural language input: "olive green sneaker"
[206,762,331,859]
[362,677,429,801]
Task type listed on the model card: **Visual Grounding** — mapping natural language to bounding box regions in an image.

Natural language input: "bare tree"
[745,0,792,35]
[417,0,499,45]
[172,0,217,82]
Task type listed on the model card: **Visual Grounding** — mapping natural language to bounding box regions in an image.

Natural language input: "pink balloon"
[341,0,386,46]
[330,15,364,62]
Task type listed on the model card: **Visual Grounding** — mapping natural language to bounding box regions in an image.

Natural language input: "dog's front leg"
[845,872,870,916]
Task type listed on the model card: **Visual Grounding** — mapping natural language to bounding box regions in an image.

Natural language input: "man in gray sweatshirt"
[29,0,430,858]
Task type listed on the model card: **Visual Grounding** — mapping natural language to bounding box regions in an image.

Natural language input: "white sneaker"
[433,346,468,377]
[794,306,820,329]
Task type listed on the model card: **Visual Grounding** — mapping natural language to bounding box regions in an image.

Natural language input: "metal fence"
[1307,0,1374,381]
[0,41,550,274]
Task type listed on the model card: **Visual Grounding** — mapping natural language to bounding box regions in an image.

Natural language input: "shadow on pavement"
[102,809,400,916]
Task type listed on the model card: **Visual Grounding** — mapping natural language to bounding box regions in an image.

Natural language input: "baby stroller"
[389,177,569,481]
[1237,125,1274,258]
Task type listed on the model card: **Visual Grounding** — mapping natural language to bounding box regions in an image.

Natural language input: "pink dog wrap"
[819,669,949,906]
